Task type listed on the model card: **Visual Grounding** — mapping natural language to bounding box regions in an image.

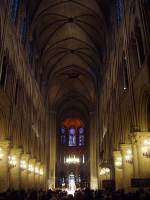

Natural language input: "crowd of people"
[0,188,150,200]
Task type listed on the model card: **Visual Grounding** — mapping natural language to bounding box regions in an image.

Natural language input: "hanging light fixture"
[115,157,122,168]
[39,168,44,176]
[8,156,17,168]
[35,166,39,175]
[99,168,110,176]
[66,155,80,164]
[141,139,150,158]
[20,160,27,170]
[28,164,34,173]
[0,148,4,160]
[125,149,133,164]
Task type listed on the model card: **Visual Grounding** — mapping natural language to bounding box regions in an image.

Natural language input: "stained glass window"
[61,135,66,145]
[21,18,27,45]
[79,128,84,146]
[69,128,76,146]
[61,128,65,134]
[10,0,20,23]
[116,0,124,24]
[60,128,66,145]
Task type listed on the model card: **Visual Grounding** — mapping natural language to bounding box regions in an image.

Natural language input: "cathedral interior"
[0,0,150,194]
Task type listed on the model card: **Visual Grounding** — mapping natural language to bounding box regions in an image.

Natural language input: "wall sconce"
[8,156,17,168]
[100,168,110,176]
[20,160,27,170]
[125,149,133,164]
[141,139,150,158]
[115,157,122,168]
[28,164,34,173]
[0,148,4,160]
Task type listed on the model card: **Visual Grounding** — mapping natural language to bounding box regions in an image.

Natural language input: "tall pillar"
[20,154,30,190]
[28,158,36,189]
[120,144,133,191]
[49,111,56,189]
[39,164,45,189]
[113,151,123,190]
[0,140,10,192]
[90,112,98,189]
[35,162,40,190]
[9,148,22,190]
[132,132,150,178]
[132,140,139,178]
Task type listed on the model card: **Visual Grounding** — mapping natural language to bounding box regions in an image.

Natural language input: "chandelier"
[66,155,80,164]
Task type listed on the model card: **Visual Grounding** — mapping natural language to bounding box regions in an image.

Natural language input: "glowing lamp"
[100,168,110,176]
[39,168,44,176]
[35,167,39,174]
[8,156,17,168]
[142,139,150,158]
[28,164,34,173]
[0,148,4,160]
[115,157,122,168]
[66,155,80,164]
[20,160,27,170]
[125,149,133,164]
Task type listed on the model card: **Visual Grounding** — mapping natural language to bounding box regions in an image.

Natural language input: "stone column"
[90,112,98,189]
[39,164,45,189]
[120,144,133,191]
[35,162,40,190]
[0,140,10,192]
[113,151,123,190]
[9,148,22,190]
[20,154,30,190]
[132,132,150,178]
[28,159,36,189]
[49,111,56,189]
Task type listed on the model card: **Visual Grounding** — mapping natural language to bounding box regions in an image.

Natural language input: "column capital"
[29,158,36,165]
[0,140,10,150]
[10,148,22,157]
[113,150,121,158]
[21,153,30,161]
[131,132,150,145]
[120,144,132,152]
[35,162,41,167]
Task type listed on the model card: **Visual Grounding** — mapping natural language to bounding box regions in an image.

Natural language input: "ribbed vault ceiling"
[28,0,112,117]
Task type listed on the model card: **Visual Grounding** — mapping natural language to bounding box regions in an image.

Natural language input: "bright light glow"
[125,149,132,163]
[100,168,110,176]
[66,189,75,196]
[8,156,17,167]
[35,167,39,174]
[143,139,150,145]
[83,154,85,164]
[126,149,132,155]
[115,157,122,167]
[0,148,4,160]
[66,155,80,164]
[20,160,27,170]
[142,139,150,157]
[39,168,44,175]
[28,164,34,172]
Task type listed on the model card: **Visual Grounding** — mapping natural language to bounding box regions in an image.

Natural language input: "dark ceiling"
[27,0,113,121]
